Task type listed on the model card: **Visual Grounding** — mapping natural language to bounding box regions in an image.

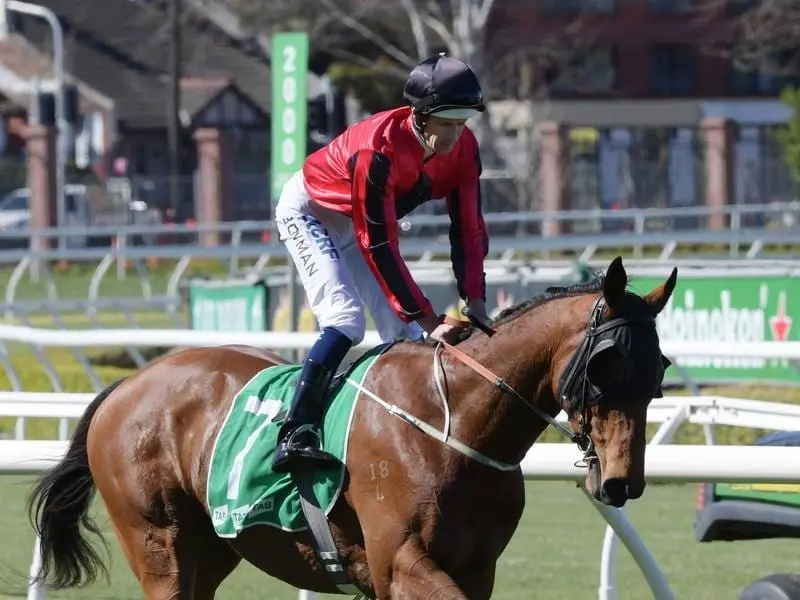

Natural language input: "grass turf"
[0,477,794,599]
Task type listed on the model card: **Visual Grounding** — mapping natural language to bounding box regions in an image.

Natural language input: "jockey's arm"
[446,135,489,320]
[349,149,437,329]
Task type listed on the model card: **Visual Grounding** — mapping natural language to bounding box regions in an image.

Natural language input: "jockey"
[271,53,490,474]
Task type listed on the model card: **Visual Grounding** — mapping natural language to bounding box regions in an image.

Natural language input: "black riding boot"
[271,327,353,474]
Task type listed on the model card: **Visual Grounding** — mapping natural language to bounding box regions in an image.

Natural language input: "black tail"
[26,378,127,589]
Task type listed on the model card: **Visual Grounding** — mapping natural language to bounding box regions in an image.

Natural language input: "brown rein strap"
[439,339,505,388]
[438,316,506,386]
[437,338,577,442]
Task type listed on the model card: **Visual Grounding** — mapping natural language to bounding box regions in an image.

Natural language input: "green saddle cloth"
[206,343,390,536]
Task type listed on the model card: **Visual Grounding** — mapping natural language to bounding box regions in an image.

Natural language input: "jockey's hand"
[466,298,489,324]
[416,313,441,336]
[429,315,470,345]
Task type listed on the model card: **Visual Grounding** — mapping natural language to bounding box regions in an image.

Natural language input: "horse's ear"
[603,256,627,309]
[644,267,678,316]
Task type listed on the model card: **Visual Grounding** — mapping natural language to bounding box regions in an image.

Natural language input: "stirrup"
[273,425,340,473]
[286,424,322,449]
[287,425,338,463]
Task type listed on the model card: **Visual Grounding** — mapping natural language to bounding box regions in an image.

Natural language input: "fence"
[562,125,800,215]
[0,325,797,599]
[103,125,800,219]
[0,201,797,249]
[0,322,798,359]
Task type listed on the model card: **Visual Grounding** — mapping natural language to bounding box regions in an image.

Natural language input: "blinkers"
[556,297,671,417]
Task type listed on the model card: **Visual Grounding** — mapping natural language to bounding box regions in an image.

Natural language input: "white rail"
[0,323,798,360]
[520,443,800,483]
[16,441,798,485]
[6,392,800,440]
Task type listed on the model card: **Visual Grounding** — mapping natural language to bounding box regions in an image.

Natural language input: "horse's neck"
[449,301,577,466]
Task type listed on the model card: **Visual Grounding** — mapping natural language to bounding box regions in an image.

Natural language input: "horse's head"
[553,256,677,508]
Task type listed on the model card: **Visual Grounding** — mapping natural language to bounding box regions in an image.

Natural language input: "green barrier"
[188,278,269,332]
[714,483,800,509]
[628,274,798,384]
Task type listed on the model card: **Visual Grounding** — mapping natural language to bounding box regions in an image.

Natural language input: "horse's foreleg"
[387,539,468,600]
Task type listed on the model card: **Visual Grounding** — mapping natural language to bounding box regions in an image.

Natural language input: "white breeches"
[274,171,424,345]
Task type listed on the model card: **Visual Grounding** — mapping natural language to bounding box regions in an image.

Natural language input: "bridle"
[437,298,661,468]
[345,295,663,473]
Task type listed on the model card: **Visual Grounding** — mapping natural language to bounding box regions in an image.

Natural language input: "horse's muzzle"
[594,477,646,507]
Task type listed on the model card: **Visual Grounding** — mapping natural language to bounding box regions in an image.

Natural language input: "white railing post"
[583,487,675,600]
[27,535,46,600]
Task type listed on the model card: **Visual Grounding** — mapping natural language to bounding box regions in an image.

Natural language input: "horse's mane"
[445,274,608,344]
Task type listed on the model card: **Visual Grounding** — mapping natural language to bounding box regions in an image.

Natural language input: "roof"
[0,33,113,116]
[181,78,230,118]
[7,0,307,129]
[489,99,705,128]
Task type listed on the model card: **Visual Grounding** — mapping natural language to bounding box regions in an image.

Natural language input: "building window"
[728,50,800,95]
[727,66,775,95]
[550,47,618,96]
[542,0,615,14]
[650,44,694,94]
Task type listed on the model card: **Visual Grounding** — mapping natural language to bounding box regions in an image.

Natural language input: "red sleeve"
[446,132,488,302]
[349,149,434,322]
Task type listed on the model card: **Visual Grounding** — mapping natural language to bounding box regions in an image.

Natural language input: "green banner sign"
[188,280,268,332]
[270,32,309,202]
[629,274,798,384]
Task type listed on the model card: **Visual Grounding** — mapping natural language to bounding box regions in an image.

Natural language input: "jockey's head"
[403,53,485,155]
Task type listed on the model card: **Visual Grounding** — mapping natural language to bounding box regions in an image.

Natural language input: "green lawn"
[0,478,793,599]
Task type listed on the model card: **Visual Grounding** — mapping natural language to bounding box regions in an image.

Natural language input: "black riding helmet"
[403,53,485,120]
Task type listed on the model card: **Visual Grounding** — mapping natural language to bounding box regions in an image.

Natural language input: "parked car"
[0,184,162,248]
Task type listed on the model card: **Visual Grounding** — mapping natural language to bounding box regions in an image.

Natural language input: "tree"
[213,0,598,211]
[691,0,800,79]
[722,0,800,76]
[694,1,800,188]
[215,0,493,112]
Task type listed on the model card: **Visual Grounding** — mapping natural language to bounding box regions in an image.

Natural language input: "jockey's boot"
[271,327,353,474]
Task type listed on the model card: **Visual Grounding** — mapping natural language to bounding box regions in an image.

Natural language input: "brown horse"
[27,256,676,600]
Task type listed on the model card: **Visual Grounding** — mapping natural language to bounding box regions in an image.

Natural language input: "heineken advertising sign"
[629,275,798,384]
[270,32,309,202]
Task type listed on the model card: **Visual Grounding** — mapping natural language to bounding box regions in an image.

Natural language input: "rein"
[435,339,578,443]
[345,337,589,473]
[431,338,599,472]
[346,300,628,473]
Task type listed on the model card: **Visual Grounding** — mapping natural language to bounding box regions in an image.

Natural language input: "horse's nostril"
[602,478,629,505]
[626,481,646,500]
